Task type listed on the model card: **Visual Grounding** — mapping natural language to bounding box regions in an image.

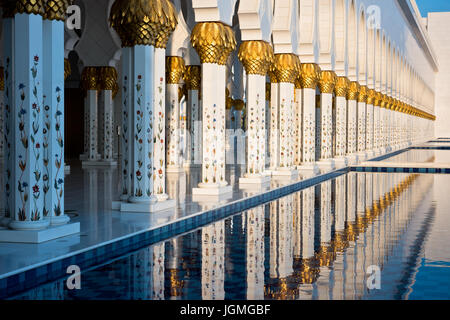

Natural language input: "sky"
[415,0,450,16]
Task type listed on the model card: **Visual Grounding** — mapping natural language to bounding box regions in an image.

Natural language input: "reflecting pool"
[381,149,450,164]
[9,173,450,300]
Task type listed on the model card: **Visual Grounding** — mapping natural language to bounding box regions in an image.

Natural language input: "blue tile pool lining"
[351,167,450,174]
[0,167,348,298]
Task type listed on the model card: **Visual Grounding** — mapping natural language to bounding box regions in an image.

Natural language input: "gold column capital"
[238,40,274,76]
[44,0,70,21]
[2,0,45,17]
[318,70,337,94]
[299,63,320,89]
[110,0,177,48]
[380,94,388,108]
[268,65,278,84]
[191,22,227,64]
[347,81,360,101]
[0,66,4,91]
[81,67,100,91]
[166,56,185,84]
[374,92,382,106]
[64,58,71,81]
[272,53,300,84]
[367,89,376,105]
[184,65,201,90]
[334,76,350,97]
[98,66,118,91]
[218,24,237,65]
[358,85,368,103]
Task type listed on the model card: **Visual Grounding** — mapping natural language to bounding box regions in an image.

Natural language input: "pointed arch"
[318,0,334,70]
[334,0,346,75]
[375,28,382,91]
[381,32,387,93]
[367,18,375,88]
[348,0,357,80]
[357,5,367,84]
[298,0,318,62]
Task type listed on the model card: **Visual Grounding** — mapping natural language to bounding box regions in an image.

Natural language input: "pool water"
[9,172,450,300]
[381,149,450,164]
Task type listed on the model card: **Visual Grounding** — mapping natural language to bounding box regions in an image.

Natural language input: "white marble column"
[9,12,48,230]
[334,77,349,168]
[269,74,280,171]
[317,71,337,170]
[238,40,273,186]
[365,89,375,157]
[81,67,100,163]
[98,67,117,166]
[42,17,69,225]
[119,48,132,201]
[346,82,360,164]
[184,65,202,167]
[357,86,367,160]
[166,56,185,173]
[1,16,14,227]
[128,46,156,205]
[294,82,302,167]
[191,22,235,199]
[299,63,320,175]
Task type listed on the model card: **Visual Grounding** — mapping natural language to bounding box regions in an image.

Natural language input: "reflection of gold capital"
[299,63,320,89]
[64,59,71,81]
[81,67,100,91]
[374,91,382,106]
[266,82,271,101]
[347,81,360,100]
[0,67,4,91]
[44,0,70,21]
[98,66,118,91]
[184,65,201,90]
[272,53,300,84]
[191,22,226,64]
[318,71,337,94]
[358,85,368,103]
[166,56,185,84]
[334,77,350,97]
[238,40,274,76]
[367,89,376,105]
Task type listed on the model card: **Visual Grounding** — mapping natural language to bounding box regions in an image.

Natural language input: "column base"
[82,160,117,167]
[317,159,336,171]
[333,157,349,168]
[346,154,359,165]
[356,152,368,162]
[192,184,233,202]
[184,162,201,168]
[239,180,271,193]
[297,163,320,176]
[0,222,80,244]
[120,199,176,213]
[79,153,87,161]
[0,216,11,228]
[239,174,271,187]
[45,214,71,226]
[272,168,299,179]
[166,166,185,173]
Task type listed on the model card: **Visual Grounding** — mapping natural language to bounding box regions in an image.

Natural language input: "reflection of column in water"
[166,238,181,299]
[129,247,151,300]
[293,193,302,259]
[84,168,98,230]
[355,174,367,297]
[269,201,278,279]
[152,243,165,300]
[331,175,347,300]
[246,206,265,300]
[298,187,316,300]
[201,221,225,300]
[279,195,294,278]
[24,281,64,300]
[364,173,374,266]
[345,172,357,300]
[316,180,333,300]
